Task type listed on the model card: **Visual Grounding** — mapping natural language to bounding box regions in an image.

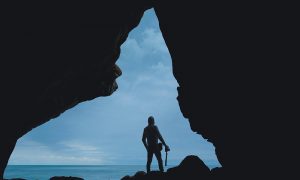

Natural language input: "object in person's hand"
[158,143,163,151]
[165,145,170,152]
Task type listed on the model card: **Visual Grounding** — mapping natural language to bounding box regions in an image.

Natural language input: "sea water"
[4,165,174,180]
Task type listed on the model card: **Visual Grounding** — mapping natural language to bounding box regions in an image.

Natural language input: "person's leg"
[154,150,164,172]
[147,150,154,173]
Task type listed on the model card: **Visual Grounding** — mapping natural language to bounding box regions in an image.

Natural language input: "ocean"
[4,165,175,180]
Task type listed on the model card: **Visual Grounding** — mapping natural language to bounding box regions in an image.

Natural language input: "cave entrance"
[5,9,220,179]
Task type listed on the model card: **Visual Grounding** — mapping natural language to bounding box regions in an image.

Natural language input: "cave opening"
[4,9,220,179]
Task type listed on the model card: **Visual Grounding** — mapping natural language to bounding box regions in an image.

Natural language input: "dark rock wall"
[154,1,297,179]
[0,1,151,178]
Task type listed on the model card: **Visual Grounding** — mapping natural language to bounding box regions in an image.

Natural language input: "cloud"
[140,28,169,54]
[129,61,177,92]
[151,61,171,72]
[61,141,98,151]
[8,139,110,165]
[121,27,169,62]
[121,38,145,60]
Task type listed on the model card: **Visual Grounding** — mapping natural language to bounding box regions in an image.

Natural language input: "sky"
[7,9,221,168]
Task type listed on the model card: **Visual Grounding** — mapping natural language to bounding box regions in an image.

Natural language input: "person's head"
[148,116,155,125]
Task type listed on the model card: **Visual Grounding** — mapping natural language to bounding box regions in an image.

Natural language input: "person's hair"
[148,116,155,125]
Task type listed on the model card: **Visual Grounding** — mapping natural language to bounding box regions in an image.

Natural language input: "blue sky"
[8,9,220,168]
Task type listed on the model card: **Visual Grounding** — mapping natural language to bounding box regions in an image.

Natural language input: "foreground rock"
[50,177,84,180]
[122,155,213,180]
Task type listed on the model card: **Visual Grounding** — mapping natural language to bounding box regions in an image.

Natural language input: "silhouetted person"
[142,116,170,173]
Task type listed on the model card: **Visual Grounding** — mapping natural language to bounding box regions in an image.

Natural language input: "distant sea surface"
[4,165,176,180]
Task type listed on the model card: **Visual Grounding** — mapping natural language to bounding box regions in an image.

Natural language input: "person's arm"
[155,126,170,151]
[142,128,148,150]
[155,126,167,147]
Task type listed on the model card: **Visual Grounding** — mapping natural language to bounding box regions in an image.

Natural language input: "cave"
[1,1,295,180]
[4,9,220,179]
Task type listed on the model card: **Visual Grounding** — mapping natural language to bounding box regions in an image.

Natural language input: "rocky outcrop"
[122,156,211,180]
[50,176,84,180]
